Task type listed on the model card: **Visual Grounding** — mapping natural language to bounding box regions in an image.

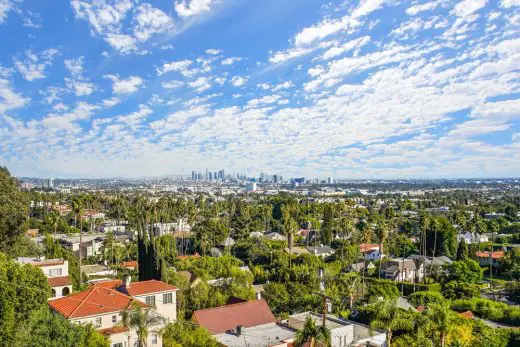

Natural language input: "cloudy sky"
[0,0,519,179]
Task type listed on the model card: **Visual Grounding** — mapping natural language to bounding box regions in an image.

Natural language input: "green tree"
[423,302,457,347]
[0,253,50,345]
[0,167,30,253]
[163,321,218,347]
[123,304,165,347]
[369,299,414,347]
[456,239,468,261]
[294,315,331,347]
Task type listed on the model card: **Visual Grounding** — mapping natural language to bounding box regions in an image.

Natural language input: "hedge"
[362,277,441,296]
[451,297,520,326]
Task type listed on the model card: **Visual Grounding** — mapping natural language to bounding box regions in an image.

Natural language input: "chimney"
[124,275,131,287]
[236,325,243,336]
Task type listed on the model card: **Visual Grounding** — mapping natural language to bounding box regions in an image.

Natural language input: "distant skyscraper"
[246,182,257,192]
[328,177,334,184]
[191,171,197,181]
[205,169,208,181]
[48,178,54,189]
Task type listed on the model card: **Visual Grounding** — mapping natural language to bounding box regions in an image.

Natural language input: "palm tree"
[375,221,388,279]
[48,212,60,235]
[369,299,414,347]
[423,302,456,347]
[294,315,331,347]
[338,273,360,309]
[123,304,165,347]
[429,218,441,280]
[72,198,83,285]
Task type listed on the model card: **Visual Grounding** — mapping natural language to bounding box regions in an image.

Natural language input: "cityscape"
[1,1,520,347]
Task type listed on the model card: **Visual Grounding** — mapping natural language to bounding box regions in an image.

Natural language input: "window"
[163,292,173,304]
[151,333,158,345]
[49,268,63,277]
[112,344,123,347]
[95,317,102,328]
[145,295,156,307]
[112,315,117,323]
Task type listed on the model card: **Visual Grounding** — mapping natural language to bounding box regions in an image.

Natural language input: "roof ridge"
[68,286,97,318]
[194,299,266,314]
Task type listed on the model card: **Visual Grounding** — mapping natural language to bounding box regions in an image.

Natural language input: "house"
[151,220,191,237]
[176,270,203,287]
[17,257,72,299]
[192,299,276,334]
[249,231,265,238]
[59,234,106,258]
[284,246,310,255]
[49,278,177,347]
[306,245,335,257]
[220,236,236,248]
[359,244,383,261]
[484,212,507,220]
[407,255,453,268]
[476,251,505,267]
[263,232,287,241]
[379,258,424,282]
[346,261,375,273]
[286,312,387,347]
[457,232,489,244]
[193,299,296,347]
[120,261,138,271]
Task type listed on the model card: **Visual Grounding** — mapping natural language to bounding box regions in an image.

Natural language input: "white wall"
[134,290,177,322]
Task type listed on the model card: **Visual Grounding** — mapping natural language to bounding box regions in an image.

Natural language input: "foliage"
[0,167,30,252]
[438,259,483,299]
[163,321,218,347]
[408,290,446,307]
[123,304,165,347]
[18,308,109,347]
[0,252,50,345]
[369,299,414,347]
[293,315,331,347]
[367,281,399,300]
[451,297,520,325]
[155,235,178,265]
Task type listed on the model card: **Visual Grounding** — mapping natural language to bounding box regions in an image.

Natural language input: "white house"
[17,257,72,299]
[359,244,384,261]
[380,258,424,282]
[457,232,489,244]
[49,279,178,347]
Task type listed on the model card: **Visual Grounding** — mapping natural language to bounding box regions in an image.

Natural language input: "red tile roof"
[176,253,200,260]
[192,300,276,334]
[91,279,123,289]
[49,286,146,318]
[33,260,65,267]
[117,280,178,296]
[459,311,475,319]
[120,261,137,268]
[48,276,72,287]
[476,251,505,259]
[359,244,379,253]
[98,326,129,335]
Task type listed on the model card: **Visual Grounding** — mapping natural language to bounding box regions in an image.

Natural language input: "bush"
[451,297,520,325]
[408,291,445,307]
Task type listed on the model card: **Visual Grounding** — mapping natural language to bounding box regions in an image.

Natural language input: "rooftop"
[48,276,72,287]
[49,286,146,319]
[192,300,276,334]
[476,251,505,259]
[117,279,178,296]
[214,322,295,347]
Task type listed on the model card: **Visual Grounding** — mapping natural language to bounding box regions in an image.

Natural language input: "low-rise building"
[380,258,424,282]
[306,245,335,257]
[476,251,505,267]
[49,278,177,347]
[17,257,72,299]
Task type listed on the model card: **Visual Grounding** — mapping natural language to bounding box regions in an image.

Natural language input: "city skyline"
[1,0,519,179]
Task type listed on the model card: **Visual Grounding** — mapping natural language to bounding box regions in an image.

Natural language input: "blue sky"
[0,0,519,179]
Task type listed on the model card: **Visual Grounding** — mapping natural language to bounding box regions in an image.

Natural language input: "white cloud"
[406,1,443,15]
[221,57,242,65]
[156,60,193,75]
[66,79,96,96]
[0,0,15,24]
[13,49,60,81]
[188,77,211,92]
[133,3,174,42]
[230,76,248,87]
[102,97,120,108]
[269,47,313,64]
[42,102,99,131]
[322,36,371,60]
[162,80,185,89]
[501,0,520,8]
[206,48,221,55]
[175,0,214,17]
[453,0,488,18]
[104,74,144,94]
[0,79,30,114]
[294,16,350,47]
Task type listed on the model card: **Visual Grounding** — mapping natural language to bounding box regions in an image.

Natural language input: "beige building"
[17,257,72,299]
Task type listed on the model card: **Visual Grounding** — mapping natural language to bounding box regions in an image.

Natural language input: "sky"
[0,0,519,179]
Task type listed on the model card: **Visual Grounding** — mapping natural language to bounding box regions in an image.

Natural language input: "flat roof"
[214,323,295,347]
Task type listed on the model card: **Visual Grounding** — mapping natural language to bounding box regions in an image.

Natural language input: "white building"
[17,257,72,299]
[49,279,178,347]
[246,182,257,192]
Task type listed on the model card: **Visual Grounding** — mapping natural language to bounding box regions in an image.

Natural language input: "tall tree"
[123,304,165,347]
[369,299,414,347]
[72,198,84,285]
[375,221,389,279]
[0,167,30,253]
[423,302,456,347]
[456,239,468,261]
[293,315,331,347]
